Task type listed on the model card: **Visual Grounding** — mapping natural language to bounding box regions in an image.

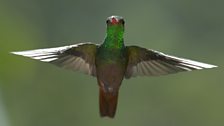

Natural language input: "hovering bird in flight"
[12,15,217,118]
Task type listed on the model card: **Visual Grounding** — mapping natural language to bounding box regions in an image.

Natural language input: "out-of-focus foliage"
[0,0,223,126]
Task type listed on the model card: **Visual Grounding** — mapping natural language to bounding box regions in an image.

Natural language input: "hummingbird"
[12,15,217,118]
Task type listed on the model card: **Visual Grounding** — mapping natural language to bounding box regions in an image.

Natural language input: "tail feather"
[99,88,119,118]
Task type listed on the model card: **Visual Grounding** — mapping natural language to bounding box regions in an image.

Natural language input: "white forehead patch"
[107,15,124,22]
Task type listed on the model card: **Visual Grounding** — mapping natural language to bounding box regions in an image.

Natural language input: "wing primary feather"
[63,57,77,69]
[158,61,183,72]
[152,61,170,73]
[178,63,202,70]
[151,61,168,75]
[141,62,152,75]
[164,54,217,69]
[151,61,169,75]
[73,58,83,70]
[12,43,98,76]
[140,62,149,75]
[146,62,160,75]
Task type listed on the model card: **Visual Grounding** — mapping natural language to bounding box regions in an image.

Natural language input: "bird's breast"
[96,63,126,93]
[95,48,128,92]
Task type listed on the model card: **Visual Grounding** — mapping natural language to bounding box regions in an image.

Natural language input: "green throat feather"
[103,24,125,49]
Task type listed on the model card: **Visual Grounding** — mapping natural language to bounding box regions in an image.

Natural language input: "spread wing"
[125,46,217,79]
[12,43,98,76]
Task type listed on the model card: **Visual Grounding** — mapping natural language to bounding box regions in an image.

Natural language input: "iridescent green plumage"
[11,15,217,118]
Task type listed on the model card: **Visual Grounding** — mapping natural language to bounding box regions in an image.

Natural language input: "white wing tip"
[164,54,218,69]
[204,64,218,68]
[183,60,218,69]
[11,51,34,57]
[11,51,58,62]
[11,51,22,55]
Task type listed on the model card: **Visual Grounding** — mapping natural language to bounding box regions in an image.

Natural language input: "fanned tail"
[99,88,119,118]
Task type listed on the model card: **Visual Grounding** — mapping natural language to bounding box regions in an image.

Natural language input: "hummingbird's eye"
[120,19,125,25]
[106,20,110,24]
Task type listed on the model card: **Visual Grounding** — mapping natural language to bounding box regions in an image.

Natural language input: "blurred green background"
[0,0,223,126]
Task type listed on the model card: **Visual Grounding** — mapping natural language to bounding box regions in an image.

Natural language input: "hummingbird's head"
[106,16,125,26]
[106,16,125,38]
